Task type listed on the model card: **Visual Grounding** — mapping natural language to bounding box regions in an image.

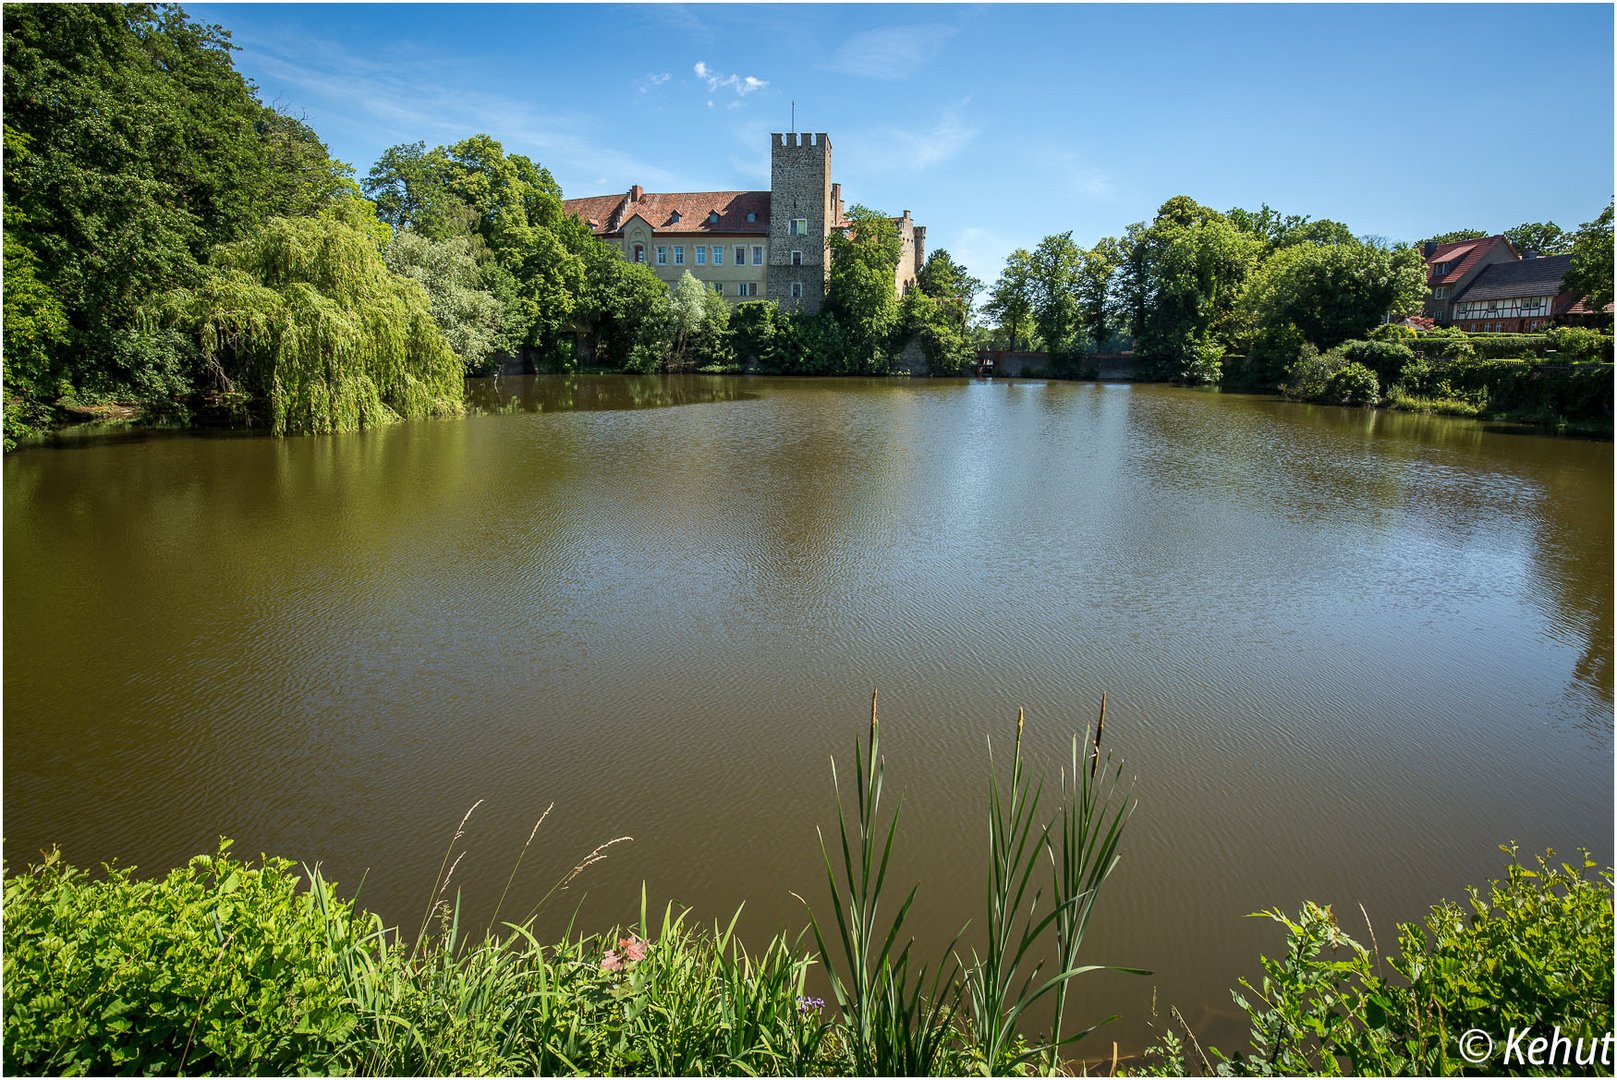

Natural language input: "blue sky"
[196,3,1614,284]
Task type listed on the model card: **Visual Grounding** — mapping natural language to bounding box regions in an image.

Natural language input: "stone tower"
[767,132,832,315]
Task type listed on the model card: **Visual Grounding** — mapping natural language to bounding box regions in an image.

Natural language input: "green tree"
[1122,196,1263,378]
[1029,232,1086,364]
[1239,241,1427,356]
[1075,238,1120,350]
[383,231,505,375]
[1417,228,1488,247]
[362,141,466,238]
[826,205,902,372]
[2,2,358,428]
[1503,220,1571,256]
[729,300,782,370]
[985,248,1038,351]
[1562,201,1614,314]
[907,249,981,375]
[577,253,670,373]
[157,215,464,434]
[1229,204,1356,251]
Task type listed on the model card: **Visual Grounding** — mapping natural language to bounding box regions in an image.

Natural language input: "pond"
[5,375,1611,1058]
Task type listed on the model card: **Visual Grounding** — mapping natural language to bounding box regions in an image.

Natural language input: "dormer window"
[670,211,682,224]
[1433,261,1452,276]
[746,211,757,223]
[707,211,720,225]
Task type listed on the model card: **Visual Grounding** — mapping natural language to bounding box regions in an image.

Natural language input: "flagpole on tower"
[791,101,796,134]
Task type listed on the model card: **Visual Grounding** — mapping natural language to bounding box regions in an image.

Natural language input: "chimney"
[1522,248,1538,260]
[629,184,644,203]
[831,182,842,223]
[1423,241,1437,258]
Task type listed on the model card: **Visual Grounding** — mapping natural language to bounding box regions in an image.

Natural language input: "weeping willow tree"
[159,215,465,434]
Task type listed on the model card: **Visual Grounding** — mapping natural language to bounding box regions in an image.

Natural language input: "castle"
[562,132,924,316]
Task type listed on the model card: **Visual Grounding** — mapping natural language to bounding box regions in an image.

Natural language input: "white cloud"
[693,60,767,97]
[825,25,956,80]
[638,72,672,93]
[842,104,978,175]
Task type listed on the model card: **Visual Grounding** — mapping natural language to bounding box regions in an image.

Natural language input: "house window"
[790,217,808,236]
[632,243,645,263]
[1433,286,1448,299]
[670,211,682,224]
[712,282,724,294]
[696,246,707,265]
[790,250,803,266]
[736,282,757,297]
[790,281,803,298]
[1433,261,1452,276]
[673,246,685,265]
[712,246,723,266]
[707,211,719,225]
[735,245,746,265]
[751,245,764,265]
[746,211,757,223]
[656,246,668,265]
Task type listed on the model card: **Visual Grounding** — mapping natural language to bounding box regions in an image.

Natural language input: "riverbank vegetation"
[6,695,1611,1076]
[983,198,1614,432]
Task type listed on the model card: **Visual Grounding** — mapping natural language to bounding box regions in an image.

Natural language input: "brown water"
[6,376,1612,1059]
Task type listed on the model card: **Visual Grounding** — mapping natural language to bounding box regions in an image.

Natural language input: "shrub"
[1338,339,1413,384]
[3,842,354,1075]
[1325,361,1380,406]
[1182,335,1224,385]
[1211,846,1613,1077]
[1546,325,1614,363]
[1279,344,1335,401]
[1366,322,1417,344]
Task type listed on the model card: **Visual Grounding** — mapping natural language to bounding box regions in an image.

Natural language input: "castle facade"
[562,132,924,316]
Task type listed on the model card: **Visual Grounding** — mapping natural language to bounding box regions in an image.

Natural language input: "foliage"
[1228,204,1356,251]
[908,249,981,375]
[1337,339,1413,384]
[666,271,732,371]
[1183,335,1225,385]
[1418,229,1488,248]
[1545,325,1613,363]
[1562,200,1614,314]
[1,3,356,425]
[826,205,902,371]
[1325,361,1380,407]
[1502,221,1570,256]
[3,841,353,1075]
[1238,241,1427,355]
[1212,847,1613,1077]
[1029,232,1089,364]
[158,215,464,434]
[1121,196,1263,378]
[384,231,506,375]
[729,300,784,370]
[986,248,1039,352]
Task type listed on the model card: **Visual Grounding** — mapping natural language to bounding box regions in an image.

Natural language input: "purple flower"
[796,995,825,1014]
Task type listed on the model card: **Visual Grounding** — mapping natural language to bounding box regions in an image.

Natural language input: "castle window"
[751,245,764,266]
[790,250,803,266]
[632,243,645,263]
[674,246,685,265]
[790,282,803,298]
[656,246,668,265]
[736,282,757,297]
[712,246,724,265]
[708,211,720,225]
[746,211,757,223]
[670,211,682,224]
[712,282,724,294]
[696,246,707,265]
[791,218,807,236]
[735,245,746,265]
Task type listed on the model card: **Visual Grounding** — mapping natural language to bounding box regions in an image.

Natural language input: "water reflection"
[463,373,757,414]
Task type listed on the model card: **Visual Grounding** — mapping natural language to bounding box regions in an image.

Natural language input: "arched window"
[632,243,645,263]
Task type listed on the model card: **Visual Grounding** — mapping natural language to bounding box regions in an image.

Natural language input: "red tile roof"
[563,190,770,236]
[1426,235,1514,286]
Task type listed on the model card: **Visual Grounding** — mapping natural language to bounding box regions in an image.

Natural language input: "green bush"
[1338,339,1413,384]
[1183,335,1224,385]
[3,842,353,1075]
[1210,846,1613,1077]
[1279,344,1334,401]
[1412,332,1477,363]
[1325,361,1379,406]
[1546,325,1614,363]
